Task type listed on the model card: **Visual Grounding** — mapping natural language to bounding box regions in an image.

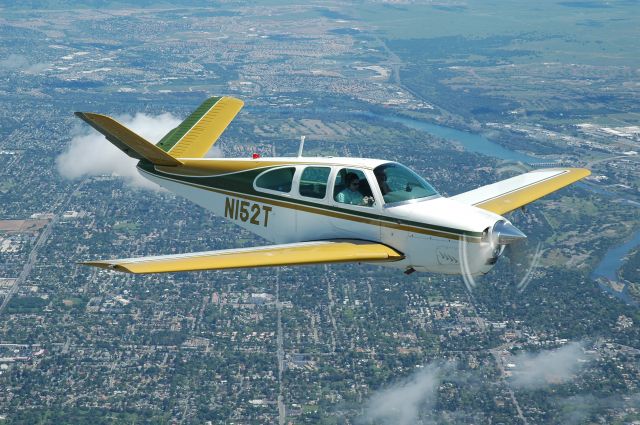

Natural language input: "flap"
[82,239,404,274]
[451,168,590,215]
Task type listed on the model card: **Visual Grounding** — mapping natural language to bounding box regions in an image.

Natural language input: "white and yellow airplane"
[76,96,590,275]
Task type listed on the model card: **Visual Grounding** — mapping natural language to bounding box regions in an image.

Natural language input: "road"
[0,213,56,315]
[376,36,402,86]
[585,154,637,168]
[0,180,86,316]
[490,346,528,425]
[275,269,286,425]
[324,266,338,353]
[465,291,527,424]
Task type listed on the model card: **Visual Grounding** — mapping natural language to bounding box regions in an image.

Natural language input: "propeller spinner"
[460,219,536,292]
[492,220,527,245]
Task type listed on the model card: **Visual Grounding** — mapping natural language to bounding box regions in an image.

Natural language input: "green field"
[352,0,640,67]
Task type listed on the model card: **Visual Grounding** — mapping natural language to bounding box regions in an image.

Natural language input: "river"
[379,113,542,164]
[372,112,639,305]
[590,229,640,306]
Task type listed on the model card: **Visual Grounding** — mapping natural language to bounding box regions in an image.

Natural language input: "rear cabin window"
[255,167,295,193]
[299,167,330,199]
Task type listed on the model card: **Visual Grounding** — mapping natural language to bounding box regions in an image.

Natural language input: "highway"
[275,268,286,425]
[0,180,85,316]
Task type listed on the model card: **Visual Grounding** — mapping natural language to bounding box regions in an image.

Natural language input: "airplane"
[75,96,590,276]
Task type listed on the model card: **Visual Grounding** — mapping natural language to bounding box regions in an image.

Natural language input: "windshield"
[373,163,438,205]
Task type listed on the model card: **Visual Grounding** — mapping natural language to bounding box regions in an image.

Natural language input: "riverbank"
[368,111,543,164]
[371,112,639,307]
[591,229,640,306]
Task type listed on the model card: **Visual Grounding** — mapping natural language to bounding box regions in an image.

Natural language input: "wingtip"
[221,95,244,107]
[74,111,98,122]
[80,260,134,273]
[75,111,108,120]
[567,167,591,180]
[539,167,591,179]
[80,260,112,269]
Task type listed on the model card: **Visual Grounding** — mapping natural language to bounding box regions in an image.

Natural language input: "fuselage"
[137,156,508,275]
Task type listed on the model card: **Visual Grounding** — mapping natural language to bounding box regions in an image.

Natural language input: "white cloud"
[0,54,29,69]
[509,342,588,389]
[205,144,224,158]
[0,54,48,73]
[360,362,453,425]
[24,62,50,74]
[56,112,181,190]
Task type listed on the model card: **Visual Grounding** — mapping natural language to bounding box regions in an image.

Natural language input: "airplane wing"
[451,168,590,215]
[82,240,404,274]
[155,96,244,158]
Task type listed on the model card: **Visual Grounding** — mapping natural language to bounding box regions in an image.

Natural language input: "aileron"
[82,240,404,274]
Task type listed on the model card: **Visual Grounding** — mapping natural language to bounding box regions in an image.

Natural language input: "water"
[376,113,542,164]
[592,230,640,281]
[370,112,639,305]
[590,229,640,305]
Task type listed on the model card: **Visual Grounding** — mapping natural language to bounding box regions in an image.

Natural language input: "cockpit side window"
[255,167,295,193]
[374,163,438,205]
[333,168,375,207]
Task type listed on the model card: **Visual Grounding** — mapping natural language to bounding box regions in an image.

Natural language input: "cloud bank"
[509,342,588,389]
[56,112,182,190]
[360,362,453,425]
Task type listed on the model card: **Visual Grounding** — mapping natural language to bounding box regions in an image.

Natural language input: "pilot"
[375,168,391,196]
[337,173,372,206]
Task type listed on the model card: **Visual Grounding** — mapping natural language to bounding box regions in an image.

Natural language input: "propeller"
[459,162,546,292]
[504,238,544,292]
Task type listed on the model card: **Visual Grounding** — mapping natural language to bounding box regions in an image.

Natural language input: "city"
[0,1,638,423]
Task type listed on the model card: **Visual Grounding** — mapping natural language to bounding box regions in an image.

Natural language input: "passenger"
[337,172,368,206]
[375,168,391,196]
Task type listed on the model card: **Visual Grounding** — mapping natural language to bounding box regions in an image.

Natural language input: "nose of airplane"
[492,220,527,245]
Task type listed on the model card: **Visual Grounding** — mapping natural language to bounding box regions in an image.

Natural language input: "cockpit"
[252,161,438,208]
[373,163,438,205]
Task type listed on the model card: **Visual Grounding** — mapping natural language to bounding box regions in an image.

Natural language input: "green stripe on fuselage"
[156,97,222,152]
[137,161,483,240]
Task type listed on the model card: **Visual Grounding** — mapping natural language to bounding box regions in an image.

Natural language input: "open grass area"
[113,221,140,234]
[352,0,640,67]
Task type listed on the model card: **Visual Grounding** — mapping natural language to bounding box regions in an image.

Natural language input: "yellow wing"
[82,240,404,274]
[156,96,244,158]
[451,168,591,215]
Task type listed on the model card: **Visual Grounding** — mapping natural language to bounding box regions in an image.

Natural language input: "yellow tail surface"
[76,96,243,166]
[155,96,244,158]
